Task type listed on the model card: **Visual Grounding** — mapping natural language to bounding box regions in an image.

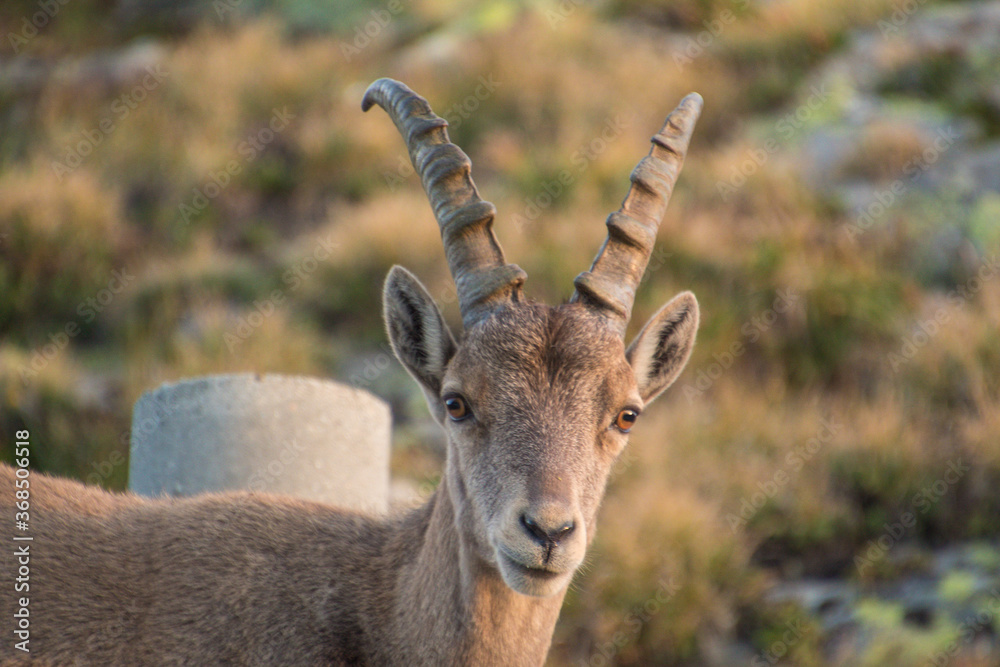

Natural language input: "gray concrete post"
[128,373,390,514]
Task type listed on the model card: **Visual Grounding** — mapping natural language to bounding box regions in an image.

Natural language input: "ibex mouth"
[504,556,563,579]
[496,547,574,597]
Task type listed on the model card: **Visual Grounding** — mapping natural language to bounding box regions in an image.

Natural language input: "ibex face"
[441,302,689,597]
[365,79,701,598]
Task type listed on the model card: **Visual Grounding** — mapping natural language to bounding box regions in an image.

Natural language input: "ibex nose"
[519,513,575,547]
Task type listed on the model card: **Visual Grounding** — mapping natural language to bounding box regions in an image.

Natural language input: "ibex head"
[364,79,701,598]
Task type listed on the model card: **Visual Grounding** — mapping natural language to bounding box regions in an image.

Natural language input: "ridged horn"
[571,93,703,335]
[362,78,526,330]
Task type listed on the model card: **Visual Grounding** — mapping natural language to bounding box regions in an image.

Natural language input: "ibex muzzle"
[365,79,702,598]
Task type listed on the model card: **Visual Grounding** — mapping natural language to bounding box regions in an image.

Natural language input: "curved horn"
[571,93,702,335]
[363,78,526,329]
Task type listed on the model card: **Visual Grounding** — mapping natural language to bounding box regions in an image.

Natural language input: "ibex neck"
[382,463,566,665]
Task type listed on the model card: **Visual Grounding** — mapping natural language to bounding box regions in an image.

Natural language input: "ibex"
[1,79,702,665]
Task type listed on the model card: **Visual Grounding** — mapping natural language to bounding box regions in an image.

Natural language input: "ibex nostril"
[520,514,576,546]
[554,521,575,540]
[520,513,550,546]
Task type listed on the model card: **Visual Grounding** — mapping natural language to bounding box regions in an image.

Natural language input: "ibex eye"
[444,395,471,421]
[614,409,639,433]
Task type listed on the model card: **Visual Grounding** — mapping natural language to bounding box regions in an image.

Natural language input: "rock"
[760,543,1000,663]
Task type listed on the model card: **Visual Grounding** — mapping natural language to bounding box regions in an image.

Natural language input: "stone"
[128,373,391,514]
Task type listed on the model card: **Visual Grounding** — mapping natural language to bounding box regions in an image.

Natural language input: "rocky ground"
[731,4,1000,663]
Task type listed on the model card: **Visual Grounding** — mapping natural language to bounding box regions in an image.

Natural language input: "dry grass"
[2,1,997,664]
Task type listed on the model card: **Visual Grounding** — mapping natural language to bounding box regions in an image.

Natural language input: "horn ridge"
[363,78,526,329]
[571,92,703,335]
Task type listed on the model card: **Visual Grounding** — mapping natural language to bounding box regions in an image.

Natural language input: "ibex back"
[0,78,702,665]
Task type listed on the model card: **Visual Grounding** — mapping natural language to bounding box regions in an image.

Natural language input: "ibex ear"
[384,266,458,423]
[626,291,699,403]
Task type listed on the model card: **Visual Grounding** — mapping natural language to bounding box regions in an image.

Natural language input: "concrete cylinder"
[128,373,391,514]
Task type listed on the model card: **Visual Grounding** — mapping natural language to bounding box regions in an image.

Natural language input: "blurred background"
[2,0,999,664]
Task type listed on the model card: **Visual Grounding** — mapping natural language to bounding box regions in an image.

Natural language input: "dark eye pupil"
[616,409,638,431]
[445,397,467,420]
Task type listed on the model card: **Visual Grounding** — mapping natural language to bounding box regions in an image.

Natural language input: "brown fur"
[1,84,702,664]
[0,288,696,665]
[0,459,565,665]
